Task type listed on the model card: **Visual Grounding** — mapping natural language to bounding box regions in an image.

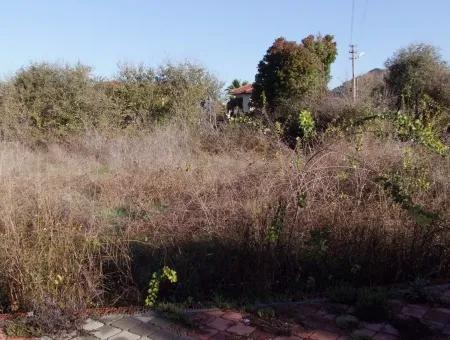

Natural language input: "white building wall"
[241,94,251,113]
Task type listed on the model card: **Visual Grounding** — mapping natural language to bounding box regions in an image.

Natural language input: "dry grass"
[0,122,448,317]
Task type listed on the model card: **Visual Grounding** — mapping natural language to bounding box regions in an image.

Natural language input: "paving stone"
[352,328,376,338]
[421,318,446,332]
[227,323,255,336]
[82,318,104,331]
[197,332,227,340]
[128,321,154,337]
[401,304,429,319]
[137,311,158,318]
[133,315,154,323]
[442,324,450,335]
[148,315,174,329]
[72,337,98,340]
[108,330,141,340]
[291,325,314,338]
[187,312,215,325]
[99,313,124,324]
[207,317,234,331]
[387,299,404,315]
[308,329,340,340]
[222,311,243,322]
[250,329,277,339]
[361,322,385,332]
[92,324,122,339]
[111,316,143,331]
[382,324,400,336]
[194,327,218,340]
[58,330,78,339]
[146,327,180,340]
[316,310,336,321]
[423,308,450,325]
[372,333,399,340]
[441,290,450,304]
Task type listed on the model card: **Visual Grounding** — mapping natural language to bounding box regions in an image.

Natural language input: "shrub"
[355,288,389,322]
[336,315,359,330]
[327,284,358,305]
[0,63,115,143]
[385,43,450,114]
[4,319,42,338]
[0,62,223,145]
[145,266,178,307]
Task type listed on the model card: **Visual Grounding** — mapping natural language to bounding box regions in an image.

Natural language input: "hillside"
[332,68,386,99]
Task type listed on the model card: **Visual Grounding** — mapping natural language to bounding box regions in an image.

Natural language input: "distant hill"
[332,68,386,99]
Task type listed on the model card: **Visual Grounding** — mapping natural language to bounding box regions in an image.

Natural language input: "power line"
[357,0,369,44]
[350,0,355,44]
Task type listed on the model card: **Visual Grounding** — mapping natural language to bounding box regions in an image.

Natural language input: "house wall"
[240,94,251,113]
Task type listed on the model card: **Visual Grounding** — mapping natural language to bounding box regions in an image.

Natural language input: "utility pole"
[349,44,358,103]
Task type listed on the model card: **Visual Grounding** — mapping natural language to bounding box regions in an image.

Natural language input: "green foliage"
[0,63,114,141]
[296,192,307,208]
[351,111,448,156]
[252,35,337,112]
[267,202,286,243]
[393,113,448,155]
[355,288,389,322]
[377,174,439,227]
[4,319,42,337]
[0,62,222,143]
[299,109,316,140]
[110,62,222,125]
[145,266,178,307]
[256,307,276,319]
[307,227,331,258]
[227,79,249,92]
[229,115,262,128]
[385,43,450,113]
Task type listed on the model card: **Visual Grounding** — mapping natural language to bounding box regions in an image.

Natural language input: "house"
[227,84,253,115]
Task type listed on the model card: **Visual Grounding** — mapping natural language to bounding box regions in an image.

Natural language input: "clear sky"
[1,0,449,89]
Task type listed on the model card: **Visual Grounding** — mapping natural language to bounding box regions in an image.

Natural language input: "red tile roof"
[230,84,253,95]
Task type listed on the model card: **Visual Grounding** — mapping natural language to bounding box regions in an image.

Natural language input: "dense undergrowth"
[0,62,448,332]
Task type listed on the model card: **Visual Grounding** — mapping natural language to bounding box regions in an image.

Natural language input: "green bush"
[0,63,115,142]
[0,62,223,144]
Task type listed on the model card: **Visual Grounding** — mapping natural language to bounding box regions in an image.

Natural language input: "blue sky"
[1,0,449,88]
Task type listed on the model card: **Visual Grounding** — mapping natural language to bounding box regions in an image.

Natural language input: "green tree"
[385,43,450,117]
[252,35,337,113]
[227,79,249,92]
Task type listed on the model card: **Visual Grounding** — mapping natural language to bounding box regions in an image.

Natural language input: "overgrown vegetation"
[0,39,448,333]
